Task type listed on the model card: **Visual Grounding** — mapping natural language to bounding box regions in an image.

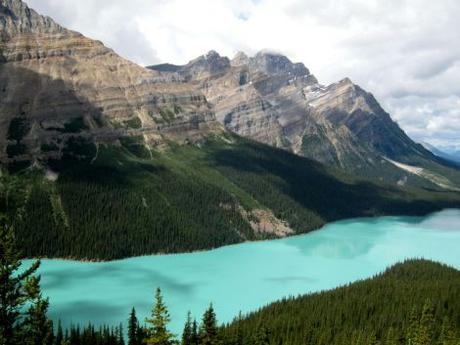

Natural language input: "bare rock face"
[305,78,424,160]
[0,0,222,164]
[149,50,460,188]
[150,51,373,170]
[180,50,231,81]
[169,51,319,150]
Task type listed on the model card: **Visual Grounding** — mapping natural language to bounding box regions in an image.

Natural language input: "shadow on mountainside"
[0,64,161,185]
[208,138,460,228]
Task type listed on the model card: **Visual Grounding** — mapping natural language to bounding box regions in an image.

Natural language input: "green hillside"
[221,259,460,345]
[1,134,460,260]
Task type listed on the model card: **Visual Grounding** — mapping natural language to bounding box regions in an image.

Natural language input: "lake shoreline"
[24,207,460,264]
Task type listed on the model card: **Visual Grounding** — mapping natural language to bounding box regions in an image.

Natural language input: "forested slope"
[2,135,460,260]
[221,259,460,345]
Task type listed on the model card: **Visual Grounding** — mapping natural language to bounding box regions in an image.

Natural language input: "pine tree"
[22,276,54,345]
[385,327,399,345]
[137,326,148,345]
[407,306,419,345]
[253,326,270,345]
[0,223,42,345]
[231,313,244,345]
[182,312,193,345]
[128,308,139,345]
[438,316,457,345]
[117,324,125,345]
[145,288,175,345]
[191,319,199,345]
[199,304,219,345]
[417,299,434,345]
[55,321,63,345]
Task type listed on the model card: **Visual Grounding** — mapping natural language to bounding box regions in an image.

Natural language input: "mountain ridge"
[1,0,223,168]
[149,50,460,191]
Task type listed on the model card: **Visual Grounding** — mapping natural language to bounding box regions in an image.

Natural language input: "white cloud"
[24,0,460,149]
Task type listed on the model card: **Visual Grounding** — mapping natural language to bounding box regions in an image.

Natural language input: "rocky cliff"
[149,51,460,190]
[0,0,222,166]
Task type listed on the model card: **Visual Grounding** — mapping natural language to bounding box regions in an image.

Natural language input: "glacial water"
[26,209,460,333]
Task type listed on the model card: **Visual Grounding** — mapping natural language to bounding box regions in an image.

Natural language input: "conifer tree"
[137,326,148,345]
[145,288,175,345]
[253,326,270,345]
[191,319,199,345]
[55,321,63,345]
[117,324,125,345]
[438,316,457,345]
[128,308,139,345]
[384,327,398,345]
[199,304,219,345]
[407,306,420,345]
[22,276,54,345]
[182,312,193,345]
[417,299,434,345]
[0,223,43,345]
[232,313,244,345]
[366,331,377,345]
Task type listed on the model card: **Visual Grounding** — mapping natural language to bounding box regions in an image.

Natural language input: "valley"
[1,0,460,261]
[24,210,460,333]
[1,1,460,344]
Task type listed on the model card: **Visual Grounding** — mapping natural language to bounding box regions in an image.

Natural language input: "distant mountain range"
[422,142,460,164]
[1,0,460,259]
[149,51,460,190]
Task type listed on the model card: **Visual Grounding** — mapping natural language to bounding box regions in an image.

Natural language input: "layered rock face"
[305,78,427,160]
[0,0,221,164]
[149,50,460,189]
[150,51,379,171]
[2,0,458,189]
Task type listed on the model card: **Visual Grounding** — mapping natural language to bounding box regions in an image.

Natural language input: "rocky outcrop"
[0,0,222,164]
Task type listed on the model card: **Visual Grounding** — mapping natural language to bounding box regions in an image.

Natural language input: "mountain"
[222,259,460,345]
[422,142,460,164]
[149,51,460,191]
[0,0,221,171]
[1,0,460,260]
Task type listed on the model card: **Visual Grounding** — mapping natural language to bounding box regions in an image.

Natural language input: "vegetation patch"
[120,136,151,159]
[62,117,88,133]
[41,142,59,153]
[7,117,30,141]
[159,108,176,123]
[123,116,142,129]
[6,143,27,158]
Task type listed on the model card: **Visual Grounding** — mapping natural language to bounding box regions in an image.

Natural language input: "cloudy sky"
[26,0,460,152]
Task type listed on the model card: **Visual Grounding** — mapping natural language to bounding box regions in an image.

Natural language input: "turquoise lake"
[27,209,460,333]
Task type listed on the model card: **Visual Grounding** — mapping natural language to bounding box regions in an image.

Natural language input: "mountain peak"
[183,50,231,79]
[338,77,354,85]
[231,51,249,66]
[0,0,65,35]
[204,50,221,59]
[0,0,222,164]
[250,51,310,77]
